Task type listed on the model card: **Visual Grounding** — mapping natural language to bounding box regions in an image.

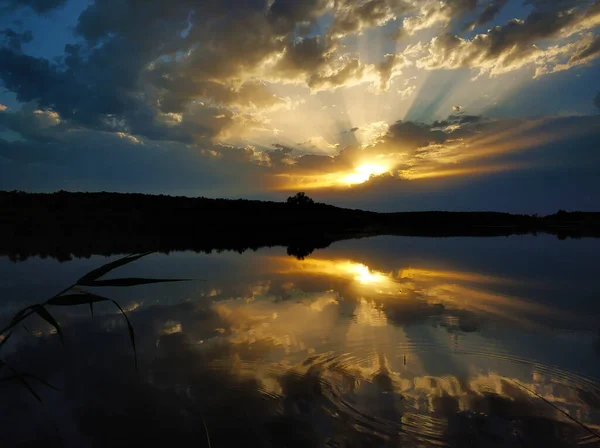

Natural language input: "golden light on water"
[269,257,571,326]
[348,262,388,284]
[273,257,394,289]
[399,267,515,284]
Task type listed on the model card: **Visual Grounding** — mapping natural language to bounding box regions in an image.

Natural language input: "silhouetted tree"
[286,243,314,260]
[286,192,314,206]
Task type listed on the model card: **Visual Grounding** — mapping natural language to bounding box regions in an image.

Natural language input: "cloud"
[403,0,477,35]
[0,0,67,14]
[376,120,446,153]
[329,0,412,37]
[595,91,600,109]
[268,0,329,30]
[297,136,339,153]
[406,1,600,77]
[268,109,600,195]
[0,0,593,155]
[0,0,599,207]
[0,0,289,143]
[0,105,65,141]
[2,102,600,213]
[533,33,600,77]
[475,0,509,27]
[273,35,336,82]
[0,0,417,147]
[0,28,33,52]
[0,127,274,194]
[264,143,294,169]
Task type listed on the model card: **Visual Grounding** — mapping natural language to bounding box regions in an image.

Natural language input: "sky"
[0,0,599,213]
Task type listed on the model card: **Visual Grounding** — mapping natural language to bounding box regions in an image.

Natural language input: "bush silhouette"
[286,192,314,206]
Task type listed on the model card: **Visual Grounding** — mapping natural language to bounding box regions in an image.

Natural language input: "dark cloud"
[0,0,67,14]
[0,28,33,52]
[266,144,294,168]
[274,35,333,80]
[0,104,68,141]
[523,0,589,12]
[568,33,600,64]
[475,0,508,27]
[0,49,74,108]
[330,0,412,37]
[0,127,271,195]
[433,112,486,127]
[381,120,446,151]
[268,0,328,29]
[294,153,335,172]
[595,91,600,109]
[0,0,284,142]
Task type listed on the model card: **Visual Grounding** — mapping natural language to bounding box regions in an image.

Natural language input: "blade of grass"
[47,292,138,370]
[31,305,64,346]
[0,308,34,336]
[21,324,34,337]
[110,300,137,372]
[10,306,32,326]
[1,373,59,392]
[20,373,60,391]
[46,292,109,306]
[77,252,154,285]
[2,367,64,444]
[511,380,600,440]
[2,368,63,443]
[0,331,12,349]
[86,278,193,287]
[15,373,43,404]
[202,417,212,448]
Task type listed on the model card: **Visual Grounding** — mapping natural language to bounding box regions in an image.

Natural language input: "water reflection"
[1,237,600,446]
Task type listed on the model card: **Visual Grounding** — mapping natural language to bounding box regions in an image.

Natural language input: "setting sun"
[341,164,388,185]
[275,163,391,190]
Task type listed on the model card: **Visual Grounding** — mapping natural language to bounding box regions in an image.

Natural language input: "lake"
[1,235,600,447]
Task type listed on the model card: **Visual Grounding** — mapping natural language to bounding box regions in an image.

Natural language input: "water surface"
[1,235,600,447]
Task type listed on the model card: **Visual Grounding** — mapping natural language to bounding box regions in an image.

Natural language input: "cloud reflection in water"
[1,241,600,446]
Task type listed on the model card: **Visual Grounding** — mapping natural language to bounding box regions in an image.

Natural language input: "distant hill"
[1,190,599,261]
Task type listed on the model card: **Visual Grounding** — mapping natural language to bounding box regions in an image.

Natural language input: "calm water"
[1,235,600,447]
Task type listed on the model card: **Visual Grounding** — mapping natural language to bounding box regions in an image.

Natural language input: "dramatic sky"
[0,0,599,212]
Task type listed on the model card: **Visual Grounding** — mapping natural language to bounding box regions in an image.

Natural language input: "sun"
[340,164,388,185]
[274,162,390,190]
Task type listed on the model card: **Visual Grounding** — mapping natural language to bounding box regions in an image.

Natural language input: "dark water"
[1,235,600,447]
